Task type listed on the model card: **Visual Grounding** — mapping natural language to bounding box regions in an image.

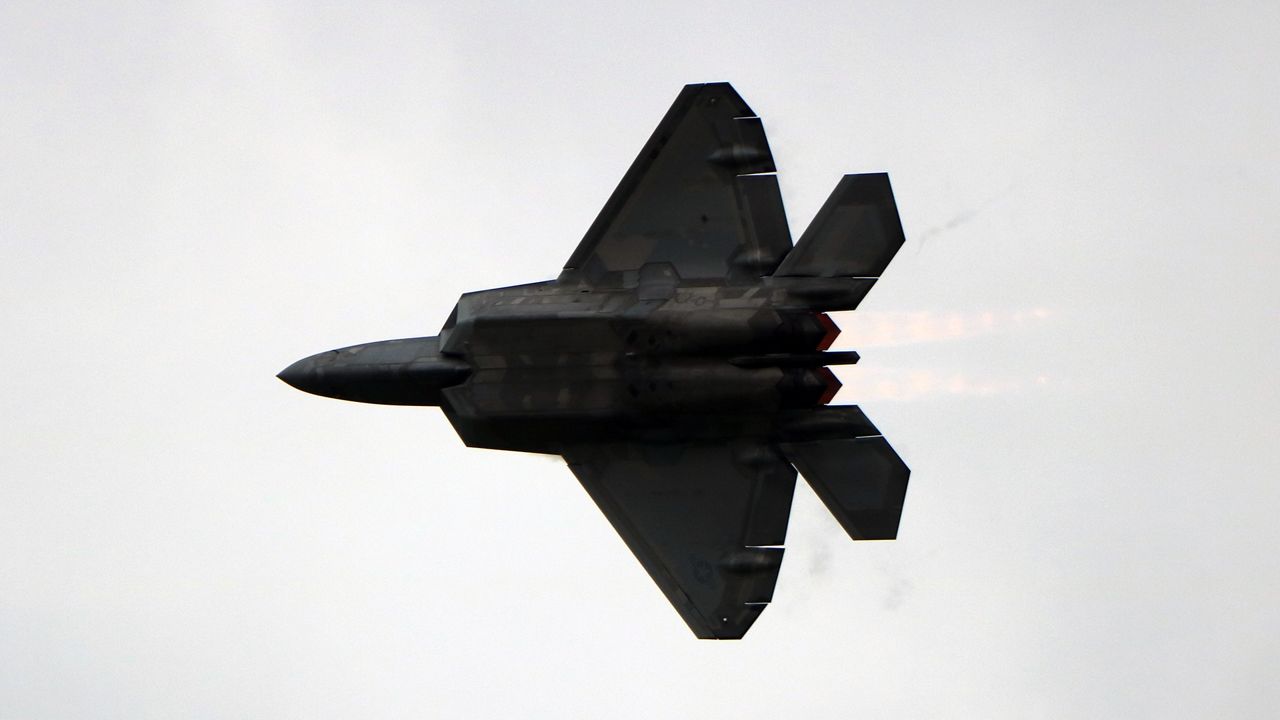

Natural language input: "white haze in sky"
[2,2,1277,717]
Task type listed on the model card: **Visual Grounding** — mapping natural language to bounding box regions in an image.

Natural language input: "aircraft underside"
[280,82,910,638]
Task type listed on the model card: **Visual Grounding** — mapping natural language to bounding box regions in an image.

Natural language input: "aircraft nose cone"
[277,359,307,389]
[277,338,467,405]
[277,355,322,394]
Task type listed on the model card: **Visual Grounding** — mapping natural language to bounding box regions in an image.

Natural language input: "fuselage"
[279,272,874,455]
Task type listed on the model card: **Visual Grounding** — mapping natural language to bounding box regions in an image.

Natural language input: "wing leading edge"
[562,83,793,285]
[564,442,796,639]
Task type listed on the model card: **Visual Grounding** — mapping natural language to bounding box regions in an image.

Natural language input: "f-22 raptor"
[279,83,910,639]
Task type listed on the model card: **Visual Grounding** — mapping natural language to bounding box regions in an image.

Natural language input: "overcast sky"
[2,1,1277,718]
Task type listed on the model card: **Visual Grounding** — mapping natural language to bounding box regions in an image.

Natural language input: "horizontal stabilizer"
[781,433,909,540]
[773,173,905,278]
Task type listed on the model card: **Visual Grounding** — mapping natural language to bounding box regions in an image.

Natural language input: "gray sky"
[2,1,1277,717]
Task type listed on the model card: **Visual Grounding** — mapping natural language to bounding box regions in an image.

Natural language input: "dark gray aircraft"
[279,83,909,639]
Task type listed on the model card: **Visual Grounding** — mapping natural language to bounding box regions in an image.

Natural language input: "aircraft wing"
[563,441,796,639]
[562,83,793,285]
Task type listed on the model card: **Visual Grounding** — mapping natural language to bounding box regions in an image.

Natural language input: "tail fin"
[780,418,910,540]
[773,173,906,278]
[772,175,910,538]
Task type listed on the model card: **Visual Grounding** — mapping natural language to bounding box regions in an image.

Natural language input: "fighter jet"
[279,82,910,639]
